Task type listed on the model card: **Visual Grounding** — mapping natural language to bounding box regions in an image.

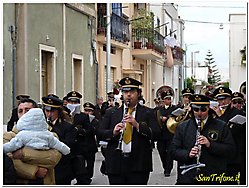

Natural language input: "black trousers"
[107,155,150,185]
[157,139,173,173]
[225,164,240,185]
[84,151,96,180]
[71,155,89,185]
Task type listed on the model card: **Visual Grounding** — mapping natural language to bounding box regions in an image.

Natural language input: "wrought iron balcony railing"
[97,12,130,44]
[132,28,165,55]
[172,46,185,62]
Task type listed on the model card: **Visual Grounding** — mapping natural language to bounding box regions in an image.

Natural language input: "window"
[103,45,116,54]
[112,3,122,16]
[137,3,146,10]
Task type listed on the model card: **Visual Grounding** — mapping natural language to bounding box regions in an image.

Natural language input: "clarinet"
[180,118,205,175]
[196,119,202,171]
[116,100,130,152]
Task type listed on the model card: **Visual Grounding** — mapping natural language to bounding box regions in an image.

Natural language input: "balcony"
[131,28,165,60]
[97,5,130,49]
[172,46,184,65]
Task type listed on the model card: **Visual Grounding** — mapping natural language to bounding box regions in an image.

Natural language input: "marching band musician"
[97,77,160,185]
[155,88,177,177]
[231,92,245,110]
[180,88,195,109]
[42,95,77,185]
[211,87,241,120]
[210,87,246,185]
[211,87,245,185]
[102,92,116,116]
[176,87,195,121]
[66,91,92,185]
[230,91,246,185]
[82,102,99,185]
[170,94,235,185]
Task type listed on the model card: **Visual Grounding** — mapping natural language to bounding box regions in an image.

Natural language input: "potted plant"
[145,29,154,49]
[131,8,154,49]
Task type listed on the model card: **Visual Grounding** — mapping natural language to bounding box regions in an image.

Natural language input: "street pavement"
[89,147,177,185]
[3,125,177,185]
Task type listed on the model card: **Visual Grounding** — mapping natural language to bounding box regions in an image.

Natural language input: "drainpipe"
[88,14,98,101]
[106,3,111,99]
[63,4,66,96]
[9,25,17,109]
[91,27,98,101]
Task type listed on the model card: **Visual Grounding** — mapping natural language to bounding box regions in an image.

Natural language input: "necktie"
[221,109,225,115]
[201,120,204,131]
[123,108,134,144]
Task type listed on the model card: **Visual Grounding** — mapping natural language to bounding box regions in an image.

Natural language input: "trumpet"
[180,119,205,175]
[116,100,130,152]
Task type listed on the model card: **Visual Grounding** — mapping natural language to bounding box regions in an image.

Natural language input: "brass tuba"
[166,104,191,134]
[239,81,246,98]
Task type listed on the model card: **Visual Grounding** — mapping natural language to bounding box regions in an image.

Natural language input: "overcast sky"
[175,1,247,81]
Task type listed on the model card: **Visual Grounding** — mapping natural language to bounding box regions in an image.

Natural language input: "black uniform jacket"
[98,104,161,174]
[157,104,177,140]
[94,105,103,121]
[171,116,235,184]
[50,119,77,181]
[218,104,244,164]
[218,104,242,123]
[73,112,97,153]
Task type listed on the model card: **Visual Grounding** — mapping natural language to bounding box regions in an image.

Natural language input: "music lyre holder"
[180,163,205,175]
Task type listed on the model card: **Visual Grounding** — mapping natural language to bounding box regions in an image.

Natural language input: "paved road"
[4,125,177,185]
[89,148,177,185]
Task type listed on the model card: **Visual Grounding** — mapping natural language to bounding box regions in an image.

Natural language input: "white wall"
[229,14,246,92]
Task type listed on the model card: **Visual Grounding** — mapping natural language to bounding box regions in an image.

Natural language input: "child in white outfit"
[3,108,70,155]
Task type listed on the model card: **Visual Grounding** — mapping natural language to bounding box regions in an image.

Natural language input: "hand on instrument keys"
[160,116,168,123]
[113,123,125,136]
[123,114,139,130]
[189,145,199,158]
[197,135,210,148]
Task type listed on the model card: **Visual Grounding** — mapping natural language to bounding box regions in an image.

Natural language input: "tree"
[185,77,195,90]
[204,50,221,84]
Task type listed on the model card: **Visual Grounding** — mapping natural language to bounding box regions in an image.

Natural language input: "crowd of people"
[3,77,246,185]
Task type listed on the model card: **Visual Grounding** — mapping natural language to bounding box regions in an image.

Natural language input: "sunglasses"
[233,101,242,105]
[192,106,208,112]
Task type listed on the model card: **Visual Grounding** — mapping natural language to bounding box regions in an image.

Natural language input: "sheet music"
[171,108,186,116]
[229,114,246,125]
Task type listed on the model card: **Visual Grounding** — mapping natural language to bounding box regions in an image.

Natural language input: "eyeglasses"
[192,106,208,112]
[233,101,242,105]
